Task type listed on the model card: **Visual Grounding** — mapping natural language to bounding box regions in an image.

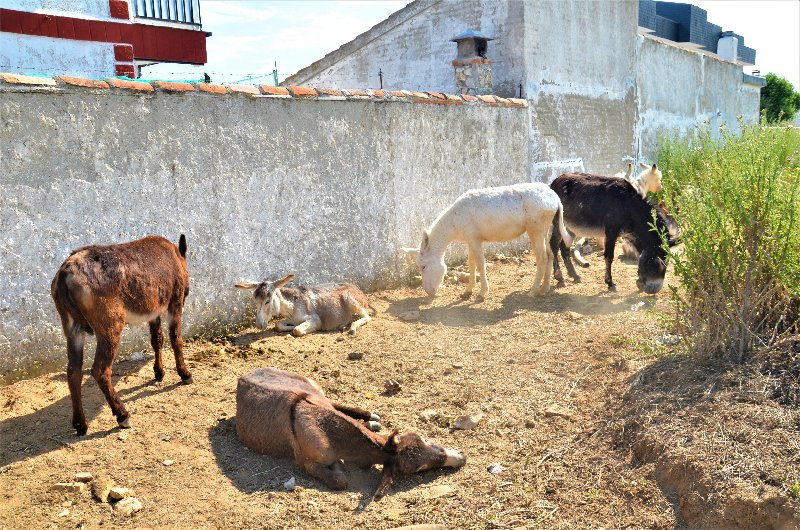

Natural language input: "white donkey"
[404,183,572,300]
[615,162,663,198]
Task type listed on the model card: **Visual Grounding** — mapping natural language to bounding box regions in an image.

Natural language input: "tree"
[760,73,800,123]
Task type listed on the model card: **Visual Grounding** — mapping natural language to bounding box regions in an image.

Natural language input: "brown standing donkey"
[51,235,192,435]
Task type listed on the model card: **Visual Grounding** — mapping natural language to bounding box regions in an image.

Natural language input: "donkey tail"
[51,268,94,336]
[556,202,573,248]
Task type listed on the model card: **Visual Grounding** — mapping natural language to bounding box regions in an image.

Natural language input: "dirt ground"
[1,249,798,529]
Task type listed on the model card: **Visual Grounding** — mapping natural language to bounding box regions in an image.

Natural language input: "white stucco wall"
[0,85,528,381]
[0,0,111,19]
[0,33,115,77]
[636,34,762,159]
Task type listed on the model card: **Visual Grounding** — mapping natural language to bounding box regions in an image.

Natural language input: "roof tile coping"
[0,73,57,86]
[57,76,109,89]
[106,78,155,92]
[154,81,195,92]
[0,74,527,109]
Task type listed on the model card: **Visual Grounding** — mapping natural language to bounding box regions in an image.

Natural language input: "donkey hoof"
[154,371,165,382]
[348,328,357,336]
[369,413,381,422]
[181,376,194,385]
[579,262,590,268]
[74,424,88,436]
[117,417,131,429]
[607,283,617,292]
[367,421,381,432]
[460,291,472,300]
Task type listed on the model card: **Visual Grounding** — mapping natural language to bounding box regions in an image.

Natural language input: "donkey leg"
[471,242,489,300]
[168,313,193,384]
[560,241,581,282]
[292,316,322,337]
[300,459,348,490]
[550,228,565,286]
[65,324,88,435]
[348,309,372,335]
[91,326,129,428]
[603,231,620,291]
[333,402,381,430]
[149,317,165,382]
[463,248,476,297]
[275,320,297,332]
[527,226,550,296]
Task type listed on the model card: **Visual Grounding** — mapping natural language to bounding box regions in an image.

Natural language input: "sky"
[142,0,800,90]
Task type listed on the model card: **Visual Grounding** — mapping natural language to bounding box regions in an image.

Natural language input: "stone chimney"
[451,29,493,95]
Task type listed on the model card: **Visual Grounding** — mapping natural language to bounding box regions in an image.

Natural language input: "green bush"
[657,121,800,361]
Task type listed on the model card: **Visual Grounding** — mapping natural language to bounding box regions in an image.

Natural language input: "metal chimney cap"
[450,29,494,42]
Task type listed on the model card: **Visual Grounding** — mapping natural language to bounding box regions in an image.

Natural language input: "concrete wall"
[284,0,526,100]
[525,0,639,181]
[636,34,762,159]
[0,79,528,382]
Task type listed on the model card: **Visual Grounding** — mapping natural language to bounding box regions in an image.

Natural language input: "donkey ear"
[639,162,650,170]
[274,274,295,288]
[421,231,430,251]
[382,430,400,453]
[652,163,658,171]
[402,247,420,256]
[234,282,260,289]
[372,461,396,502]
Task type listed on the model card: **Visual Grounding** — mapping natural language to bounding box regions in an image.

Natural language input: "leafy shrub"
[657,121,800,361]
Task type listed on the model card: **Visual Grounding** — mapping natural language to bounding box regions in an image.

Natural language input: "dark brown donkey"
[51,235,192,435]
[549,173,679,294]
[236,367,466,500]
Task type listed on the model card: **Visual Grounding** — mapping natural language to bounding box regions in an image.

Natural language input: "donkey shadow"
[0,356,184,468]
[208,418,462,508]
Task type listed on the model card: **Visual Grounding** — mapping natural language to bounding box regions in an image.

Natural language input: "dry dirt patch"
[1,250,797,529]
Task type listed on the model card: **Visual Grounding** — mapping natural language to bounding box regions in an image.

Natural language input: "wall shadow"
[0,357,183,468]
[208,417,464,509]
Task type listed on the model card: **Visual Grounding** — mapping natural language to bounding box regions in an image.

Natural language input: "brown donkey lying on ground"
[236,367,466,500]
[51,235,192,435]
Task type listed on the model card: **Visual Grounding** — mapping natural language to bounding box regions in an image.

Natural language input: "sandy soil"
[1,249,798,529]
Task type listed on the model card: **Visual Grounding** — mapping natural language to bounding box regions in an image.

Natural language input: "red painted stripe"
[0,8,206,65]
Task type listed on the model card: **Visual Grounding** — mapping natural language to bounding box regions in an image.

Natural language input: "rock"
[565,311,583,321]
[487,463,505,474]
[284,476,296,492]
[424,484,455,499]
[524,418,536,428]
[128,351,147,362]
[52,482,86,493]
[158,433,171,441]
[453,413,484,430]
[630,301,646,312]
[74,472,93,483]
[162,459,175,466]
[387,526,448,530]
[383,379,402,395]
[451,362,464,369]
[117,432,128,441]
[347,351,364,361]
[91,473,113,503]
[544,404,574,420]
[109,487,132,500]
[335,336,345,342]
[113,497,142,516]
[399,310,421,322]
[418,409,439,422]
[58,509,69,517]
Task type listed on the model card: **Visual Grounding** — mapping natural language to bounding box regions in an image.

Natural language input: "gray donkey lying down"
[236,368,466,500]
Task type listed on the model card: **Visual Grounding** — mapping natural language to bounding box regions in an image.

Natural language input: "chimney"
[717,31,738,62]
[451,29,493,95]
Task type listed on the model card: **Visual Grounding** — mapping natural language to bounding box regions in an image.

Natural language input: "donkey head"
[408,230,447,296]
[638,162,663,194]
[234,274,294,328]
[373,430,465,501]
[635,204,679,294]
